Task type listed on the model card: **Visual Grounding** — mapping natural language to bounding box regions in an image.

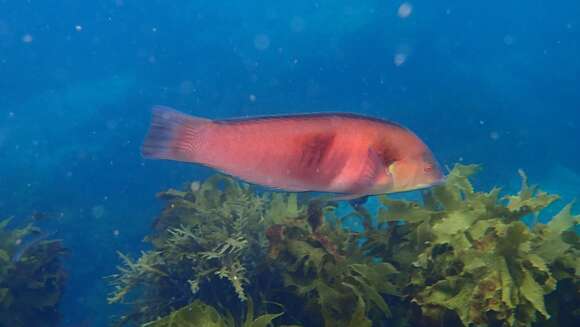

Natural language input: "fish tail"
[141,106,211,162]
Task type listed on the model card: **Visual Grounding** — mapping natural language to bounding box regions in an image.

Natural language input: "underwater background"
[0,1,578,326]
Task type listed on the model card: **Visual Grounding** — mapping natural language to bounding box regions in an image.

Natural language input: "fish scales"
[142,106,444,197]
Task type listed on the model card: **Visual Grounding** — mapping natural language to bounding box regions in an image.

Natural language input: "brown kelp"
[0,218,68,327]
[109,164,579,326]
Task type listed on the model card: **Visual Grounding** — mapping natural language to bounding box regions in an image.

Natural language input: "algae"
[109,165,579,327]
[0,218,68,327]
[373,164,579,327]
[108,175,305,325]
[142,298,285,327]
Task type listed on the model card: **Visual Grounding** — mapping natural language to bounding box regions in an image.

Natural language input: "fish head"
[387,150,445,192]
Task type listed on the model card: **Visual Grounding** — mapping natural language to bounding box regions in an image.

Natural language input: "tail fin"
[141,106,210,162]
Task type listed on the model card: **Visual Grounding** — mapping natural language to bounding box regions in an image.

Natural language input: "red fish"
[142,106,444,198]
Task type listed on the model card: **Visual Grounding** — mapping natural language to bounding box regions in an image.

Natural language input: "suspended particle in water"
[106,119,119,130]
[249,94,257,102]
[398,3,413,18]
[490,131,500,141]
[290,16,305,32]
[113,229,120,237]
[22,34,33,43]
[254,34,270,50]
[75,25,83,32]
[394,53,407,66]
[92,205,106,219]
[503,34,515,45]
[190,181,201,192]
[179,80,195,95]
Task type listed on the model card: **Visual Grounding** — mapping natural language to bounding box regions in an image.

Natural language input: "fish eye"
[423,164,433,173]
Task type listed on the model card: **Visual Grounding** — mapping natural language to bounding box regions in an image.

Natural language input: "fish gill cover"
[107,165,579,327]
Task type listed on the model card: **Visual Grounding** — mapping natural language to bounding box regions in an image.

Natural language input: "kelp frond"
[110,166,579,327]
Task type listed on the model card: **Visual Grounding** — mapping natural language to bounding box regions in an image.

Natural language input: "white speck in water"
[22,34,33,43]
[75,25,83,32]
[394,53,407,66]
[190,181,201,192]
[398,3,413,18]
[113,229,120,237]
[92,205,106,219]
[249,94,256,102]
[290,16,305,32]
[254,34,270,50]
[503,35,515,45]
[490,131,500,141]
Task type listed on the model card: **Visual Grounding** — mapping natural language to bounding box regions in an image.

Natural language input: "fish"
[142,106,444,198]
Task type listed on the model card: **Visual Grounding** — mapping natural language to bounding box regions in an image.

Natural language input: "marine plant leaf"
[143,300,228,327]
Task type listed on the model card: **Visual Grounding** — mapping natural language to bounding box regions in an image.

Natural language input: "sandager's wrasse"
[142,106,444,199]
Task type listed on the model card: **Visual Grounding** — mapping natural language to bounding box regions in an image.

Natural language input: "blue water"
[0,1,578,325]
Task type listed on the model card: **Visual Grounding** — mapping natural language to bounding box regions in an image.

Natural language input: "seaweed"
[108,176,305,325]
[142,298,285,327]
[265,204,402,327]
[109,165,579,327]
[372,164,579,327]
[0,218,68,327]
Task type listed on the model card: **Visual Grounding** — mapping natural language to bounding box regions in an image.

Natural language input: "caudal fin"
[141,106,210,162]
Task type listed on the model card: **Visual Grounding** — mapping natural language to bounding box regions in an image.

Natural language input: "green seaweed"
[143,298,284,327]
[109,165,579,327]
[266,210,401,326]
[0,218,68,327]
[108,175,306,325]
[372,164,579,327]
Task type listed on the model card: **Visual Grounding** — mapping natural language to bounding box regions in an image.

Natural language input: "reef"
[0,218,68,327]
[109,164,579,326]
